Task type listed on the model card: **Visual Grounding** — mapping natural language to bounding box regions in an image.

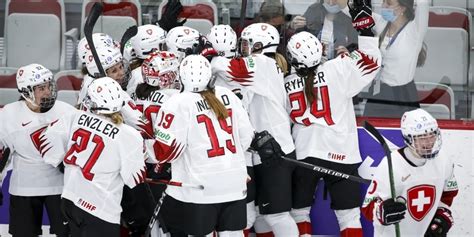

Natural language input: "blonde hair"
[104,112,124,125]
[275,53,288,75]
[200,89,228,120]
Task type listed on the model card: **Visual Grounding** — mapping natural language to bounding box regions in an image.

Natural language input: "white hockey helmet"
[179,55,212,92]
[131,24,167,59]
[83,77,125,114]
[16,63,57,110]
[286,31,323,76]
[77,33,119,65]
[207,24,237,58]
[401,109,442,159]
[141,51,180,89]
[165,26,200,61]
[85,45,131,89]
[240,23,280,56]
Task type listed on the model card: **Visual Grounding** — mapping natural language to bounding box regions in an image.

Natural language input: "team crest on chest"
[407,184,436,221]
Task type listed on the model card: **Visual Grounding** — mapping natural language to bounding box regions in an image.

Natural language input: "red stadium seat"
[0,67,18,88]
[81,0,141,41]
[54,70,83,91]
[2,0,66,71]
[416,82,455,119]
[415,7,471,93]
[158,0,218,35]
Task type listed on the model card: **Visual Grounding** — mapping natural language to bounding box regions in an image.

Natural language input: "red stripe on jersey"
[227,58,253,86]
[441,190,458,206]
[152,139,184,163]
[138,121,154,139]
[361,199,377,221]
[340,227,363,237]
[255,231,274,237]
[297,221,312,235]
[133,167,147,185]
[355,50,379,76]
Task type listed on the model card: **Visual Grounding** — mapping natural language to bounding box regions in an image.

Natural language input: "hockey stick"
[143,179,204,236]
[84,2,106,78]
[247,149,370,184]
[145,178,204,190]
[281,156,371,184]
[120,25,138,55]
[362,121,400,237]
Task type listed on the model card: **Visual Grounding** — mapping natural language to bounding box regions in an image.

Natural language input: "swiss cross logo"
[18,70,24,76]
[97,86,102,93]
[261,24,267,31]
[184,29,190,35]
[146,29,153,35]
[296,42,301,49]
[85,43,90,50]
[407,185,436,221]
[88,55,93,62]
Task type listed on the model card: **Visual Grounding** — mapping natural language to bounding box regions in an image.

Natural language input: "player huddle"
[0,1,458,237]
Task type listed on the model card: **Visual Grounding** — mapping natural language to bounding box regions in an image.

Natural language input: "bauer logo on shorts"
[407,184,436,221]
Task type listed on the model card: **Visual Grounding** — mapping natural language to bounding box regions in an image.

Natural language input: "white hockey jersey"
[285,36,381,164]
[134,88,178,163]
[78,75,153,139]
[212,54,295,165]
[152,86,254,204]
[40,110,147,224]
[127,67,143,99]
[0,101,74,196]
[362,148,458,236]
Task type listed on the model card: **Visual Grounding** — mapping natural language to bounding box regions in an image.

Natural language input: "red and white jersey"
[0,101,74,196]
[362,148,458,236]
[134,88,178,163]
[152,86,254,204]
[78,77,153,139]
[212,54,294,164]
[40,110,147,224]
[285,36,381,164]
[134,88,178,132]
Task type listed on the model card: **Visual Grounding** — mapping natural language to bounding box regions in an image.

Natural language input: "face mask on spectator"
[323,3,341,14]
[381,8,398,22]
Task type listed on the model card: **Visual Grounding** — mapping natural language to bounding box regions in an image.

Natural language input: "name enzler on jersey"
[77,113,120,139]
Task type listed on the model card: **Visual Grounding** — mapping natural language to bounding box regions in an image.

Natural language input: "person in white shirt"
[284,1,381,234]
[0,64,73,236]
[41,77,147,237]
[363,0,429,117]
[361,108,458,236]
[151,55,255,236]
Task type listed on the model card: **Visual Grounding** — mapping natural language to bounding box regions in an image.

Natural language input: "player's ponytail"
[274,53,288,75]
[105,112,124,125]
[305,70,316,105]
[200,88,229,120]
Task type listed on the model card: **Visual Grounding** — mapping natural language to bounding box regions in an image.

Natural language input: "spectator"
[363,0,429,118]
[290,0,359,61]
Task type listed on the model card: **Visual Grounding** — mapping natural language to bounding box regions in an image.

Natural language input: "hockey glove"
[348,0,375,36]
[250,130,284,164]
[376,197,407,225]
[156,0,187,32]
[424,207,453,237]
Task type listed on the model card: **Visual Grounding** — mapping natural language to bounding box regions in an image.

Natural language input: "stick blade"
[120,25,138,54]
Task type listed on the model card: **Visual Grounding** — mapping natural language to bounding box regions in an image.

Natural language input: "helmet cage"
[404,128,442,159]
